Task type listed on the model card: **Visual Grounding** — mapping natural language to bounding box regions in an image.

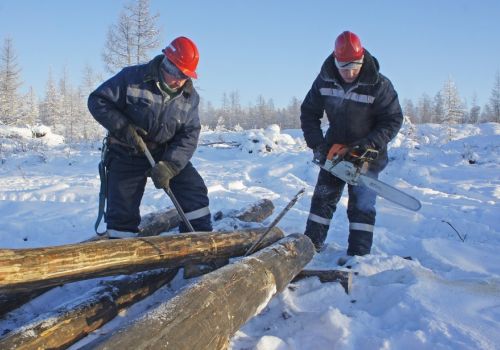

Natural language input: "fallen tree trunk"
[293,269,354,294]
[0,268,178,350]
[80,234,314,350]
[0,227,284,294]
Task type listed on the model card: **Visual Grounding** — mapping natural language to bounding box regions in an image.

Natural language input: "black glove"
[313,143,329,165]
[350,139,375,154]
[151,161,178,189]
[114,124,147,149]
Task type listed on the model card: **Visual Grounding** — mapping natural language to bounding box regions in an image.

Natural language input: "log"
[80,234,315,350]
[0,268,178,350]
[0,208,179,318]
[0,227,284,294]
[213,199,275,223]
[138,208,180,237]
[293,269,354,294]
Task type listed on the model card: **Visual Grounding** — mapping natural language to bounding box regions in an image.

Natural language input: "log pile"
[80,234,315,350]
[0,199,352,349]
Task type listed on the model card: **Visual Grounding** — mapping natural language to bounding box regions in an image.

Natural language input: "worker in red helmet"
[300,31,403,262]
[88,36,212,242]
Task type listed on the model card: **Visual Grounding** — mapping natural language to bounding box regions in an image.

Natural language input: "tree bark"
[0,268,178,350]
[0,228,284,294]
[80,234,315,350]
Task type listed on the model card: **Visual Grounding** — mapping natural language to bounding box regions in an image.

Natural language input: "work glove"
[114,124,147,150]
[151,161,178,189]
[350,139,375,154]
[312,143,329,165]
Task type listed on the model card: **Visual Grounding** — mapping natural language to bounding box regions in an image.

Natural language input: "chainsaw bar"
[316,159,421,211]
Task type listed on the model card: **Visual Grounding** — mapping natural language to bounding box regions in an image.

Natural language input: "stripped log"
[293,269,354,294]
[81,234,314,350]
[0,227,284,294]
[0,268,178,350]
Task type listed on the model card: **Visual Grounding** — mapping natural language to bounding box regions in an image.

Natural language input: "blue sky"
[1,0,499,108]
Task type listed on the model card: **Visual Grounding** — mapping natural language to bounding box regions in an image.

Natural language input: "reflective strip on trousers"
[349,223,375,232]
[184,206,211,221]
[308,213,331,226]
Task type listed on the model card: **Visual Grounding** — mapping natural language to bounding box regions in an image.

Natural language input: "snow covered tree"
[39,69,63,131]
[102,0,160,73]
[417,93,433,124]
[468,94,481,124]
[488,70,500,122]
[19,86,40,128]
[0,38,22,125]
[432,92,444,124]
[440,77,464,124]
[402,98,417,123]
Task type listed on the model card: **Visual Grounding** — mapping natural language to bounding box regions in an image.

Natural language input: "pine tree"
[489,70,500,123]
[102,0,160,73]
[0,38,23,125]
[441,77,464,124]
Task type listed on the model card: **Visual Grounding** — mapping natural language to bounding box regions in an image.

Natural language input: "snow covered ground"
[0,121,499,349]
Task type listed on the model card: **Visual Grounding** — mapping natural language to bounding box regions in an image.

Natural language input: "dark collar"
[320,49,380,86]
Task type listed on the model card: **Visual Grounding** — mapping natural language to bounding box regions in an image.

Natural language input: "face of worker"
[338,67,362,83]
[161,58,189,89]
[161,69,188,89]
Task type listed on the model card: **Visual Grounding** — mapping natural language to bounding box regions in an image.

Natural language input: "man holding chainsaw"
[88,36,212,239]
[301,31,403,257]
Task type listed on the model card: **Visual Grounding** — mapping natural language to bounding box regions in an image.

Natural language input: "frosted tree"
[19,86,40,128]
[282,96,302,128]
[102,0,160,73]
[432,92,444,124]
[78,64,105,140]
[417,93,433,124]
[229,90,243,128]
[488,70,500,122]
[40,69,62,131]
[0,38,22,125]
[402,98,417,123]
[441,77,464,124]
[469,93,481,124]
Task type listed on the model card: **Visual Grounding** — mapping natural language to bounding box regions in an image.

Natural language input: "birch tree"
[0,38,22,125]
[102,0,160,73]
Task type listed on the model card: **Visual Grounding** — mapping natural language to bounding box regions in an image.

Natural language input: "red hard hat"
[334,31,364,62]
[162,36,199,79]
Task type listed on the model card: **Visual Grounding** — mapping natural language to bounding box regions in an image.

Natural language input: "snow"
[0,121,499,349]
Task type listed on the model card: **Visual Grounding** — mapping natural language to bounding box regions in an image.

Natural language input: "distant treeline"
[1,0,499,143]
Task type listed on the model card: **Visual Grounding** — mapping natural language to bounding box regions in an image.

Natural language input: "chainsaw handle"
[326,144,348,161]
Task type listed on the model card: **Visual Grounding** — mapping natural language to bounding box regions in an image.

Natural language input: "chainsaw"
[313,144,421,211]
